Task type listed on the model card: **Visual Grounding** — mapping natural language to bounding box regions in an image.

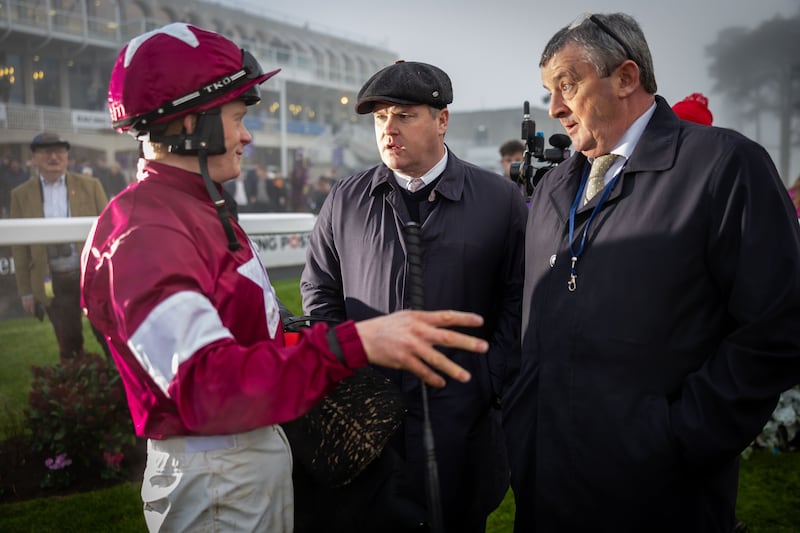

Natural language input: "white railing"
[0,213,315,268]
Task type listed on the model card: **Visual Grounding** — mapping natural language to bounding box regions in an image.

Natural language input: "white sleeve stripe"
[127,291,233,397]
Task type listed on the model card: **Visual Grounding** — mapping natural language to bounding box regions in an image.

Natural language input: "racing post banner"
[0,214,315,320]
[239,213,315,268]
[248,231,310,268]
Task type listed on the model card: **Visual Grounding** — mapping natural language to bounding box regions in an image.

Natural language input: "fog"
[227,0,799,179]
[240,1,796,112]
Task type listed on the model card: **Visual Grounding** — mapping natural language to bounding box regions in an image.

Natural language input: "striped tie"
[585,154,619,204]
[408,178,424,192]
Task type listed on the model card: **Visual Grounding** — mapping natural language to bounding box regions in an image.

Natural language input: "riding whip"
[401,220,444,533]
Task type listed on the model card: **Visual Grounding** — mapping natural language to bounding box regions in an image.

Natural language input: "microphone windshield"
[549,133,572,150]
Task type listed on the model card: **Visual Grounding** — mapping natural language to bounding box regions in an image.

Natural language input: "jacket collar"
[624,95,681,175]
[138,159,220,203]
[545,95,680,217]
[368,145,465,202]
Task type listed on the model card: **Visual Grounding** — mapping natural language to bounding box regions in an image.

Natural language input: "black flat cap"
[30,132,71,151]
[355,60,453,114]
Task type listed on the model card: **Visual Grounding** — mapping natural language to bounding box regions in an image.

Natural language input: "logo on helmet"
[108,23,281,135]
[108,101,126,124]
[201,71,247,97]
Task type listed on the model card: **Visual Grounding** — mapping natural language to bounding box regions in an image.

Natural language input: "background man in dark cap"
[10,132,109,361]
[301,60,527,532]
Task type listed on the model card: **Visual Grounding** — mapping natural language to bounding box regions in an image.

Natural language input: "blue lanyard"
[567,163,621,291]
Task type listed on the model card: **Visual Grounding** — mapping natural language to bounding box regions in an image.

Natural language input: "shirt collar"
[605,101,657,161]
[393,146,449,189]
[39,174,66,187]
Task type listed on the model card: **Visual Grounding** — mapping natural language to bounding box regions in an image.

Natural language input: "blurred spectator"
[499,139,525,178]
[290,157,309,211]
[98,161,129,198]
[307,176,332,214]
[268,170,288,211]
[1,157,30,217]
[499,139,526,197]
[245,163,272,212]
[93,157,110,183]
[672,92,713,125]
[223,174,249,213]
[11,132,110,361]
[78,157,94,176]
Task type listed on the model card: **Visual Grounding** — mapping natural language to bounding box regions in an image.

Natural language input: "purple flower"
[45,453,73,470]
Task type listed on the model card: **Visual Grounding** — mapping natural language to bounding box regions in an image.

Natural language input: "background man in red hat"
[672,92,714,125]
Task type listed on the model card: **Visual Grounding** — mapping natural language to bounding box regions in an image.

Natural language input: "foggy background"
[213,0,800,182]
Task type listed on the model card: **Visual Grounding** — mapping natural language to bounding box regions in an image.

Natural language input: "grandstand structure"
[0,0,559,178]
[0,0,401,176]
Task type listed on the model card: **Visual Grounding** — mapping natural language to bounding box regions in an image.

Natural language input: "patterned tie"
[585,154,619,204]
[408,178,424,193]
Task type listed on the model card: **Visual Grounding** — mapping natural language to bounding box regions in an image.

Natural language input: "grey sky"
[237,0,798,127]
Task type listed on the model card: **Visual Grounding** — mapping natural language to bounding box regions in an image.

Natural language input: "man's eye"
[561,82,575,94]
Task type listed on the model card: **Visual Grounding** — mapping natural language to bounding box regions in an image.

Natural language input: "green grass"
[737,450,800,532]
[1,278,798,532]
[0,316,105,438]
[2,455,798,533]
[0,483,145,532]
[487,490,516,533]
[273,278,302,316]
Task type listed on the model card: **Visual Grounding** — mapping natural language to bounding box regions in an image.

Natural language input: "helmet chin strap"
[148,107,242,252]
[152,108,242,251]
[198,148,242,251]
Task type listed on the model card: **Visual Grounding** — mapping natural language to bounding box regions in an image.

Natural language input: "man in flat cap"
[301,60,527,532]
[10,132,109,361]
